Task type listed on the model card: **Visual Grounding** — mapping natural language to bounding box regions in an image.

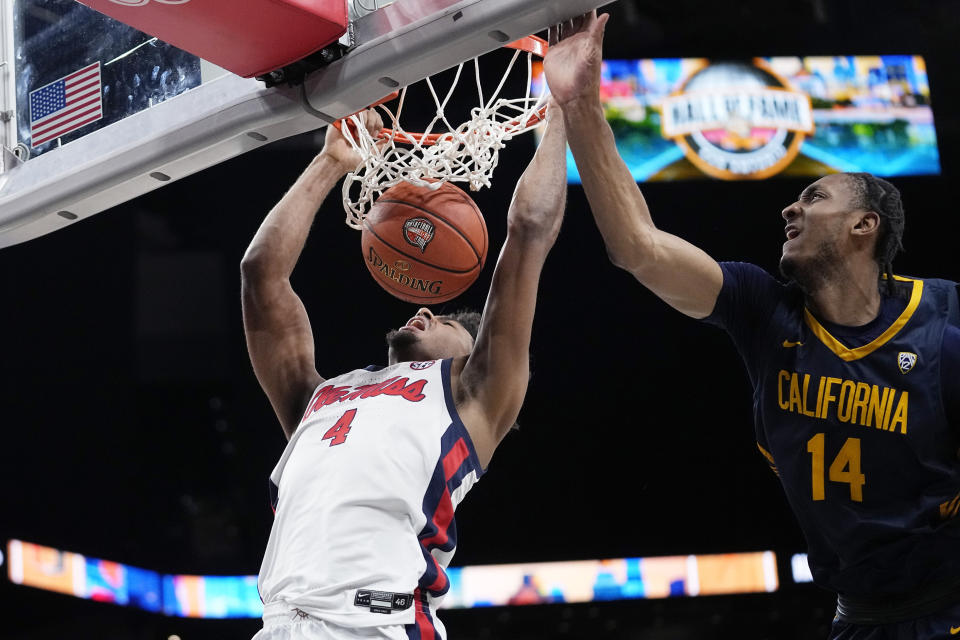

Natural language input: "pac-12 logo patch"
[897,351,918,374]
[661,59,814,180]
[403,217,435,253]
[409,360,435,370]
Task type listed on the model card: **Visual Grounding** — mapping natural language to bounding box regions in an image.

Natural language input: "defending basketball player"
[545,11,960,640]
[241,104,566,639]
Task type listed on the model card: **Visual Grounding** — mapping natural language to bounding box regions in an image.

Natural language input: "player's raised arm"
[241,111,381,438]
[456,102,566,467]
[544,12,723,319]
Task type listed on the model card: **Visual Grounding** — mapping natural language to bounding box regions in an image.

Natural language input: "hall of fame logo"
[403,217,435,253]
[661,60,815,180]
[409,361,435,370]
[897,351,917,374]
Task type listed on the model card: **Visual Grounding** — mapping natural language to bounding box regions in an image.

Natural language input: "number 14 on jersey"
[807,433,865,502]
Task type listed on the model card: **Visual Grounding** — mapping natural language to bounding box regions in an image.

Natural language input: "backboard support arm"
[0,0,19,159]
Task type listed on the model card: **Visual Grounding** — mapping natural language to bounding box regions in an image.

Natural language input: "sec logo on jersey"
[410,361,435,370]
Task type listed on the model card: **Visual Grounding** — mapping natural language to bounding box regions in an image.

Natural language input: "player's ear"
[852,210,880,237]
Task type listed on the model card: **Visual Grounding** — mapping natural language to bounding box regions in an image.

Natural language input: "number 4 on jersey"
[322,409,357,446]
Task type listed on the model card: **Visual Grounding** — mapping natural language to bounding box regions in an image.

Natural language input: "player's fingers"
[547,24,558,47]
[593,12,610,38]
[353,109,377,139]
[364,108,384,136]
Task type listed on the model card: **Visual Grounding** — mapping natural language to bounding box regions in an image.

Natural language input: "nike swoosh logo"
[950,625,960,635]
[782,340,804,348]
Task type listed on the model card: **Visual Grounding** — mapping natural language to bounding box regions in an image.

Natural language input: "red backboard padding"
[78,0,348,78]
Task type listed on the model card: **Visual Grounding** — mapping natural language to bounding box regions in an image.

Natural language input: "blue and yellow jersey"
[706,262,960,599]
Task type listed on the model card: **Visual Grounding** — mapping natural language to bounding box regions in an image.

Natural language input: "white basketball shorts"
[252,603,410,640]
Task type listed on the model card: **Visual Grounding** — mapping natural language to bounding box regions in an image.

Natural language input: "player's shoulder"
[316,363,387,387]
[900,274,960,325]
[912,274,959,286]
[922,276,960,309]
[349,359,449,381]
[901,274,958,293]
[717,261,796,299]
[718,260,778,281]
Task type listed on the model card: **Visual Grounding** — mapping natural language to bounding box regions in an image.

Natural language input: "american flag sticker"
[29,62,103,148]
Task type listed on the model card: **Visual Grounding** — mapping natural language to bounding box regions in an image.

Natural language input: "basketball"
[360,181,488,303]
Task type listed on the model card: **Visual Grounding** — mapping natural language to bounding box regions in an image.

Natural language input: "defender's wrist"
[559,93,604,118]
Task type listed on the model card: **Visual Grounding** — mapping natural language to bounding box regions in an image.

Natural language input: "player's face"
[386,308,474,364]
[779,174,862,285]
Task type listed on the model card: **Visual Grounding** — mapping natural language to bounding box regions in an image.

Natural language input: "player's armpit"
[241,267,323,439]
[239,138,358,439]
[454,239,546,469]
[449,357,495,469]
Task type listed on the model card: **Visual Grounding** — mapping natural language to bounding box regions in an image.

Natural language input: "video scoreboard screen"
[533,55,939,183]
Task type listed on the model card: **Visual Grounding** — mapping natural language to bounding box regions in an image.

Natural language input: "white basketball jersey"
[258,358,484,638]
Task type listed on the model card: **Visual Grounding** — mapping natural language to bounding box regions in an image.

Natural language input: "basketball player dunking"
[545,11,960,640]
[241,104,566,639]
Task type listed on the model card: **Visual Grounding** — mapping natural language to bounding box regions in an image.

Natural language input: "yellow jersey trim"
[803,277,923,362]
[756,442,779,476]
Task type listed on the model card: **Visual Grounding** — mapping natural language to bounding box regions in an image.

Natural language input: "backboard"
[0,0,614,249]
[10,0,211,158]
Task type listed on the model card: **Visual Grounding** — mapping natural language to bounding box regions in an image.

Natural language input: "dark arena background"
[3,0,959,638]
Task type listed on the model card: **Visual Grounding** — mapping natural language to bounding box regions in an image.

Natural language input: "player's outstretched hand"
[320,108,384,175]
[544,10,610,107]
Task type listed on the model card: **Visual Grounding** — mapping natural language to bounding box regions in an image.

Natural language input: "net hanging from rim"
[338,36,549,229]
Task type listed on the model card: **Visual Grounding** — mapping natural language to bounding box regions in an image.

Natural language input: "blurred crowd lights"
[5,539,258,618]
[790,553,814,584]
[6,539,790,619]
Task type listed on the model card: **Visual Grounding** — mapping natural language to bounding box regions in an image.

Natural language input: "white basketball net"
[339,45,548,229]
